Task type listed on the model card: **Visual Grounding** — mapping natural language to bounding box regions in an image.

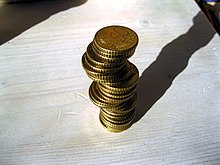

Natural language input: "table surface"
[0,0,220,164]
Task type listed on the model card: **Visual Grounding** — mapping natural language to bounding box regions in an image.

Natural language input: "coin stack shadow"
[82,26,139,132]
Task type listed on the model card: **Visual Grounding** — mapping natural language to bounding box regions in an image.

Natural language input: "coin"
[99,112,135,132]
[98,84,135,99]
[82,25,139,133]
[85,52,124,74]
[86,42,125,68]
[102,92,137,115]
[92,43,128,63]
[105,61,139,86]
[100,107,135,122]
[92,42,135,61]
[89,82,123,108]
[93,25,138,57]
[82,55,128,81]
[92,81,134,103]
[98,83,137,96]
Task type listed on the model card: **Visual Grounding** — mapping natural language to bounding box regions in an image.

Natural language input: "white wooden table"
[0,0,220,164]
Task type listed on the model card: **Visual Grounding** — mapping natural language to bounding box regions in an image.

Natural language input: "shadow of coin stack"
[82,25,139,132]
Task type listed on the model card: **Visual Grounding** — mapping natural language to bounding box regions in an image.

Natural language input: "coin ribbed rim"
[92,25,138,58]
[100,114,134,127]
[92,41,136,60]
[89,82,122,108]
[98,83,136,99]
[102,104,135,116]
[82,25,139,133]
[84,52,125,74]
[99,112,134,131]
[99,118,131,133]
[91,81,127,104]
[102,92,137,113]
[93,38,137,56]
[82,53,114,75]
[89,86,111,108]
[98,81,137,92]
[95,82,134,102]
[100,107,135,121]
[83,61,127,82]
[83,53,112,74]
[86,43,125,68]
[105,62,139,86]
[100,111,135,125]
[85,61,132,83]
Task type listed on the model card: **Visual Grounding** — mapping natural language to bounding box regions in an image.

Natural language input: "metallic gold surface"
[82,25,139,133]
[93,25,138,54]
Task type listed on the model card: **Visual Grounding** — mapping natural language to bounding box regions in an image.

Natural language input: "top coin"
[93,26,138,54]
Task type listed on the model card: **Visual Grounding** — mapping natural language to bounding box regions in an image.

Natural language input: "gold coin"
[98,80,137,92]
[86,42,125,68]
[90,81,130,104]
[82,52,116,74]
[102,92,137,115]
[92,42,135,61]
[85,51,124,74]
[91,43,127,63]
[92,60,135,84]
[102,106,135,117]
[100,107,135,123]
[98,82,137,96]
[98,83,135,99]
[82,56,127,83]
[89,82,123,108]
[105,61,139,86]
[93,81,134,103]
[82,25,139,133]
[99,117,129,133]
[93,26,138,58]
[100,114,134,125]
[99,112,134,132]
[82,52,123,76]
[89,82,110,108]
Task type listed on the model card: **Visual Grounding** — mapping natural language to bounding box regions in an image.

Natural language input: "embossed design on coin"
[82,25,139,133]
[94,25,138,52]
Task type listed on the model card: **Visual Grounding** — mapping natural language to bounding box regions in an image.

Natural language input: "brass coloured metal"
[82,25,139,133]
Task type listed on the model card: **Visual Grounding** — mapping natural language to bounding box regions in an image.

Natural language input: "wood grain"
[0,0,220,164]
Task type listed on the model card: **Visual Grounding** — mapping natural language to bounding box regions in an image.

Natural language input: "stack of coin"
[82,25,139,132]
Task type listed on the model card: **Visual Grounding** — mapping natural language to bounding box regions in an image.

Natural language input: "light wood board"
[0,0,220,164]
